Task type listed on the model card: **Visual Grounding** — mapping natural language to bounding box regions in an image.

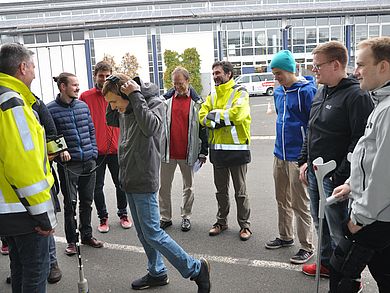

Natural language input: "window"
[369,25,379,38]
[48,32,60,42]
[356,25,368,42]
[73,31,84,41]
[331,26,343,41]
[35,33,47,43]
[23,35,35,44]
[252,75,261,82]
[319,28,329,43]
[241,31,253,47]
[255,31,266,46]
[60,32,72,42]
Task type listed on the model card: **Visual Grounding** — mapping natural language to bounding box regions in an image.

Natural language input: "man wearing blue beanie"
[265,50,316,265]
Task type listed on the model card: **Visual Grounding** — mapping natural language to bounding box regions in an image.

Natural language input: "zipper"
[282,92,286,160]
[360,148,366,190]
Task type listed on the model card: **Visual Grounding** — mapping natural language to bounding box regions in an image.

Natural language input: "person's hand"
[299,163,308,186]
[198,154,207,164]
[59,150,71,162]
[121,80,140,96]
[347,219,363,234]
[332,183,351,201]
[48,153,59,161]
[35,226,54,237]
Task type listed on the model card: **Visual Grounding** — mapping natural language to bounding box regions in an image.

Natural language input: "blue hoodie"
[274,76,316,161]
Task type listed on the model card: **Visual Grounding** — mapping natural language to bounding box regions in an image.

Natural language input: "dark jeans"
[94,154,127,219]
[307,167,348,267]
[58,160,96,243]
[330,221,390,293]
[6,232,50,293]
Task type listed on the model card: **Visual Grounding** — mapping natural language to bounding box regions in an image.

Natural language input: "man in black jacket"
[298,41,374,280]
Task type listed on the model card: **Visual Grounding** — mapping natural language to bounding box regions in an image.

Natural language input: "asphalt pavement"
[0,95,377,292]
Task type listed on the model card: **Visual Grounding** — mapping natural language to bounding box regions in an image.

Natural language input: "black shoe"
[131,273,169,290]
[191,258,211,293]
[290,249,314,264]
[181,218,191,232]
[160,220,172,230]
[265,237,294,249]
[47,261,62,284]
[6,276,11,284]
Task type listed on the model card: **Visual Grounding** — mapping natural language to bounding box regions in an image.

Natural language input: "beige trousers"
[273,156,314,252]
[159,159,194,221]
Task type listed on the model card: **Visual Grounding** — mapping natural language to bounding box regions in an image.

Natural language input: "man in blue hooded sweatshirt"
[265,50,316,265]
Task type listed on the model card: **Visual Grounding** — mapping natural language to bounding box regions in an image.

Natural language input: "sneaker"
[265,237,294,249]
[0,243,9,255]
[120,215,133,229]
[290,249,314,264]
[181,218,191,232]
[47,261,62,284]
[302,263,330,278]
[131,273,169,290]
[98,218,109,233]
[65,243,77,256]
[191,257,211,293]
[160,220,173,230]
[81,237,103,248]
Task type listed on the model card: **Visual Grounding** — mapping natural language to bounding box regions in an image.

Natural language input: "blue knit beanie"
[270,50,296,73]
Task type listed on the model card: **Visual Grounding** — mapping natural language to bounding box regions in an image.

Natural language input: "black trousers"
[330,220,390,293]
[57,160,96,244]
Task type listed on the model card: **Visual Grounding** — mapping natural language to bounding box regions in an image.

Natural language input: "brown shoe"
[81,237,103,248]
[209,223,228,236]
[239,228,252,241]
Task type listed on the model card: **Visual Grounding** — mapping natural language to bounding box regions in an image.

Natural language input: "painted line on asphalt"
[251,135,275,140]
[55,236,300,272]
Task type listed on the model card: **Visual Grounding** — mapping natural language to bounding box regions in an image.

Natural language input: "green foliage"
[163,48,202,95]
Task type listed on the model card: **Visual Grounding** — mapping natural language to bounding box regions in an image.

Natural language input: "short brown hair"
[94,61,112,76]
[102,73,129,97]
[312,41,348,68]
[172,66,190,81]
[358,37,390,65]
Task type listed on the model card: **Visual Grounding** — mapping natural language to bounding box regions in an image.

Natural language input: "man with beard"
[80,61,132,233]
[48,72,103,256]
[199,61,252,241]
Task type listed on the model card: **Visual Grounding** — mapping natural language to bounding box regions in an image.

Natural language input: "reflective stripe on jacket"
[0,73,56,236]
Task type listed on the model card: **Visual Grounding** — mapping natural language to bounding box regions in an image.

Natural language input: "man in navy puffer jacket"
[48,72,103,256]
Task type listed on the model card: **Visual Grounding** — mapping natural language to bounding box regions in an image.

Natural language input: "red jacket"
[80,87,119,155]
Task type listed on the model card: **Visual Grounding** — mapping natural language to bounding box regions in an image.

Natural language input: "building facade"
[0,0,389,100]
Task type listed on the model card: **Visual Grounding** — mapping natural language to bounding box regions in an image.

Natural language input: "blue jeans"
[307,167,348,267]
[94,155,128,219]
[6,232,50,293]
[49,234,57,266]
[126,192,200,278]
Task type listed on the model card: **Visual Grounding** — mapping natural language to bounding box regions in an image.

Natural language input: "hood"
[285,75,316,91]
[325,75,359,96]
[371,82,390,103]
[138,78,159,99]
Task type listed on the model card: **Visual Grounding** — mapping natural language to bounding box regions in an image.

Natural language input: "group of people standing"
[0,35,389,293]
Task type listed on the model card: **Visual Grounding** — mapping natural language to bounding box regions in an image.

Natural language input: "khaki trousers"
[213,164,250,229]
[159,159,194,221]
[273,156,313,252]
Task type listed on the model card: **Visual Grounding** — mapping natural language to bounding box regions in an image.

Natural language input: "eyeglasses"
[312,60,335,71]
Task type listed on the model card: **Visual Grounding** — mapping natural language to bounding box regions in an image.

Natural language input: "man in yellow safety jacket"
[0,43,57,293]
[199,60,252,241]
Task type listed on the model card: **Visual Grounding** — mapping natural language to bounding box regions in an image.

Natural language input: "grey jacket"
[161,87,208,166]
[350,84,390,226]
[106,81,166,194]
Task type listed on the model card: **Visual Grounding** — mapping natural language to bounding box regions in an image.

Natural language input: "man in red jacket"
[80,61,132,233]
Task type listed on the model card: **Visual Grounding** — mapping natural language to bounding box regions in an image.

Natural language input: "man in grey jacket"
[102,73,210,292]
[159,66,208,232]
[330,36,390,293]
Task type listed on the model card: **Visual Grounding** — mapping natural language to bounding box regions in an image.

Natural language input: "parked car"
[235,73,275,96]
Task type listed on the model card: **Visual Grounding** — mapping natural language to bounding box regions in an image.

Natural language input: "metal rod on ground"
[63,163,89,293]
[312,157,336,293]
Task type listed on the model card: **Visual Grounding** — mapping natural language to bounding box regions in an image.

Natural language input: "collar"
[215,79,235,97]
[174,89,190,99]
[0,72,36,106]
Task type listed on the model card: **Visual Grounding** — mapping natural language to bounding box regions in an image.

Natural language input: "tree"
[163,48,202,95]
[102,53,139,78]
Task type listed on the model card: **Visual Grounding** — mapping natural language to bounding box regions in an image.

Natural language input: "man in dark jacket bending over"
[102,74,210,292]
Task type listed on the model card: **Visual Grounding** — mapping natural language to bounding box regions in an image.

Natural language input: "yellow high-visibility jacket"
[199,78,251,167]
[0,73,56,236]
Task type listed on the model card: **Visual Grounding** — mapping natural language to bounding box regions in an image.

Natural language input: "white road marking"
[251,135,275,140]
[55,236,300,272]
